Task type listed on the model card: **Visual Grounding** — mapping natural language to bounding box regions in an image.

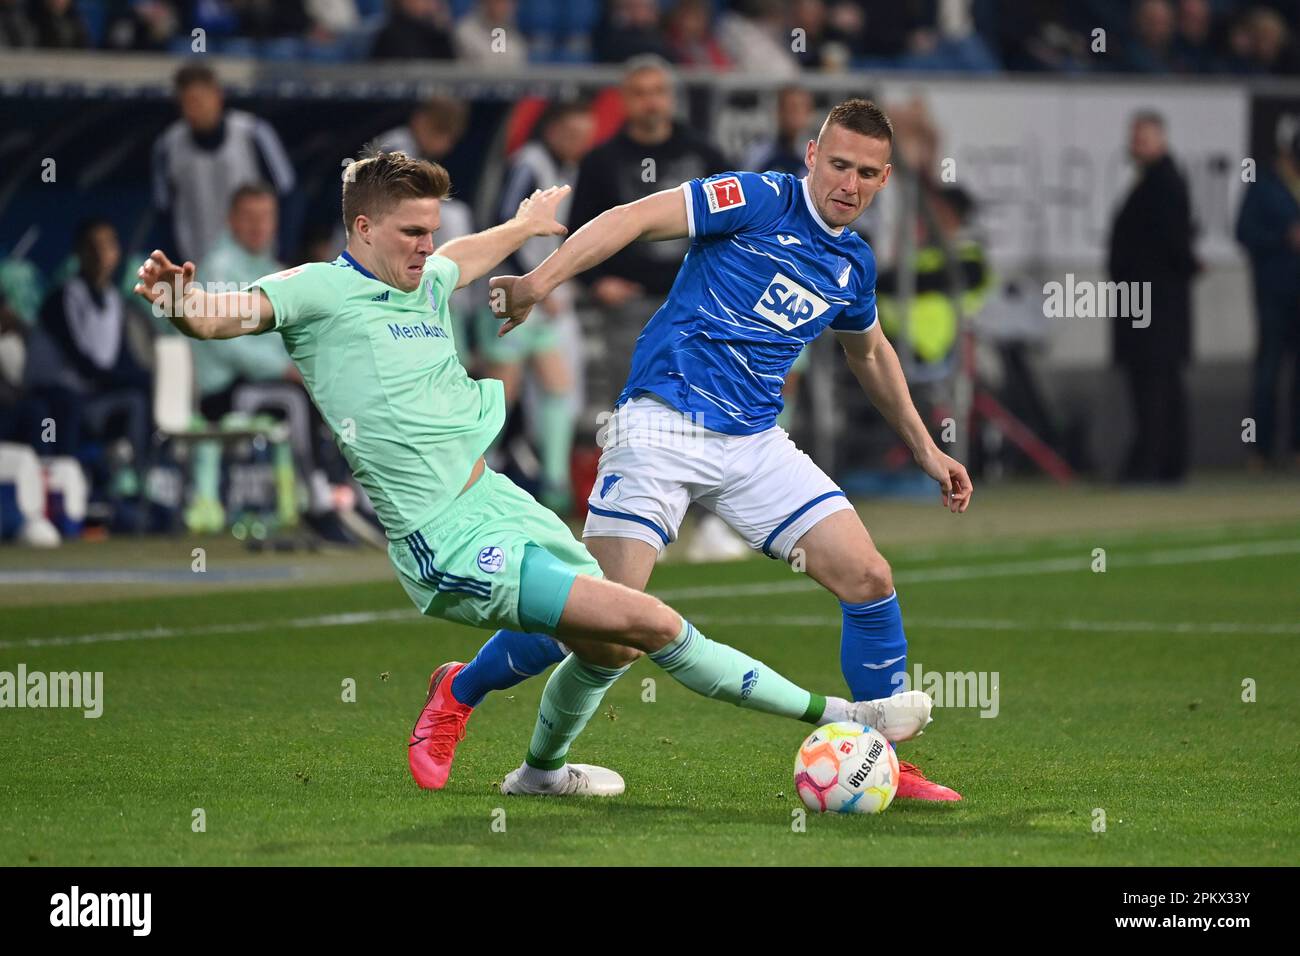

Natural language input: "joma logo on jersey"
[753,272,830,331]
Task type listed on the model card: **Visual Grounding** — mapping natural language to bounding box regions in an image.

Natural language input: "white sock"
[819,696,853,726]
[518,762,567,789]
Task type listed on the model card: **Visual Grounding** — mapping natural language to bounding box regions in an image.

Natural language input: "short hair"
[820,98,893,145]
[623,54,675,85]
[341,150,451,235]
[537,99,591,132]
[229,181,277,212]
[413,96,469,140]
[1132,110,1166,130]
[174,63,219,92]
[73,218,115,255]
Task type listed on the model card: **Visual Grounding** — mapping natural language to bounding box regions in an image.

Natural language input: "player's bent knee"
[571,639,643,668]
[835,552,893,603]
[625,594,681,653]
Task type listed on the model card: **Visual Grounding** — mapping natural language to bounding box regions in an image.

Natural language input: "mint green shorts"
[388,468,601,634]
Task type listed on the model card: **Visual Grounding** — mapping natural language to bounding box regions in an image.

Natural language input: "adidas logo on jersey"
[753,272,830,332]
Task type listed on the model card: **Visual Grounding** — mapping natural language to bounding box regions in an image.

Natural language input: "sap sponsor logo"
[704,176,746,213]
[477,546,505,574]
[0,665,102,718]
[753,272,830,331]
[50,886,151,936]
[388,321,448,341]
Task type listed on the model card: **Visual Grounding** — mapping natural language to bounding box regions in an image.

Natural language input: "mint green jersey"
[252,253,505,538]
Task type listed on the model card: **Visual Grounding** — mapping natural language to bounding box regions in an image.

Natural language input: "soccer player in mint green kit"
[134,150,933,797]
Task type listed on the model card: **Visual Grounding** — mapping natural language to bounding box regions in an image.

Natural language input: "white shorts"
[583,396,853,561]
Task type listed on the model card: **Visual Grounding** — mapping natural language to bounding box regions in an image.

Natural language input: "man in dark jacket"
[26,219,153,492]
[567,56,729,403]
[1236,131,1300,469]
[1107,111,1198,483]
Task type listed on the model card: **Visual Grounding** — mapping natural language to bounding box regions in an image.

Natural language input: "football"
[794,721,899,815]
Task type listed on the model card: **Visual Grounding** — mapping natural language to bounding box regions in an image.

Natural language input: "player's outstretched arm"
[489,186,688,335]
[133,250,274,339]
[438,185,570,291]
[836,324,972,513]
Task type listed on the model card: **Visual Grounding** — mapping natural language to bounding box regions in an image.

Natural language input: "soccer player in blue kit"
[425,98,972,800]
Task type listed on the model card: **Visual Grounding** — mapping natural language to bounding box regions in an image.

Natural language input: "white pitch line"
[688,615,1300,636]
[0,609,422,650]
[657,537,1300,599]
[3,538,1296,649]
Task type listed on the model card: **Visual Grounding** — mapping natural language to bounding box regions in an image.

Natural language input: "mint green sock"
[650,619,825,723]
[193,440,221,502]
[536,391,574,499]
[525,655,630,770]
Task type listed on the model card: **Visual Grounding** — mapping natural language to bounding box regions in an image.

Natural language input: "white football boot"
[500,763,626,797]
[850,690,933,742]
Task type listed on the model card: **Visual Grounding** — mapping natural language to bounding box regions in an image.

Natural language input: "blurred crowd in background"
[1,0,1299,75]
[1,2,1299,550]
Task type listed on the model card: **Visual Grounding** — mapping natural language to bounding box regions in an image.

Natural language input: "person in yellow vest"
[876,187,992,367]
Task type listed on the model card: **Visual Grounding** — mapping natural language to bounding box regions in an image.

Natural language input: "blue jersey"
[617,170,878,435]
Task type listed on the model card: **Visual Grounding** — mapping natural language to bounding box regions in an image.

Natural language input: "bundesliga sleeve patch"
[704,176,746,213]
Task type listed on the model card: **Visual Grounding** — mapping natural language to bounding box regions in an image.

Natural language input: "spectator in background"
[187,184,358,540]
[371,0,454,60]
[743,85,815,176]
[1241,6,1300,75]
[569,56,728,320]
[1236,131,1300,470]
[104,0,181,52]
[1107,112,1198,484]
[152,64,296,265]
[490,101,595,513]
[370,98,480,365]
[1124,0,1177,73]
[25,220,153,498]
[594,0,675,64]
[0,0,36,47]
[664,0,731,69]
[716,0,800,76]
[1171,0,1219,72]
[454,0,527,67]
[304,0,360,38]
[787,0,854,71]
[30,0,87,48]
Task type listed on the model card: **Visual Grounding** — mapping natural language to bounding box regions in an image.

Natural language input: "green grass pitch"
[2,500,1297,866]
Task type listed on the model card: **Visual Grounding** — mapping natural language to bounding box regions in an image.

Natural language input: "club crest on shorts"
[600,473,624,501]
[477,546,504,574]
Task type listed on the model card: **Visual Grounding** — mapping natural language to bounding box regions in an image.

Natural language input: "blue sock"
[451,630,567,707]
[840,592,908,701]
